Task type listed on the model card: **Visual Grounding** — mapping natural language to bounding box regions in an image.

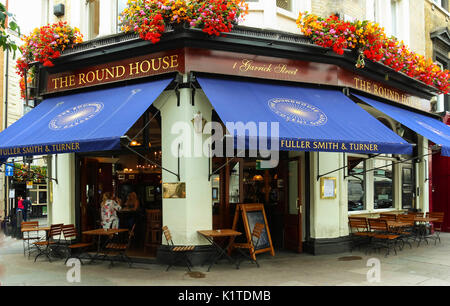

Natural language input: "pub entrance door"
[284,156,303,253]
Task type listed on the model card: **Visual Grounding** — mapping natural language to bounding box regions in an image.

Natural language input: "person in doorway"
[124,192,140,211]
[100,192,122,229]
[122,192,140,229]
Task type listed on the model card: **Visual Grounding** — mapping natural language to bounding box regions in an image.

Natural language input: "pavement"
[1,228,450,286]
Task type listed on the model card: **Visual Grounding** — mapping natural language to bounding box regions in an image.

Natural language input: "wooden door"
[284,157,302,253]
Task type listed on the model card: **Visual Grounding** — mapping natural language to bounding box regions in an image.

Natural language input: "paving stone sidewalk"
[1,230,450,286]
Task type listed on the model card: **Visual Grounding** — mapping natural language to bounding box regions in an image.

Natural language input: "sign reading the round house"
[268,98,328,126]
[49,102,104,130]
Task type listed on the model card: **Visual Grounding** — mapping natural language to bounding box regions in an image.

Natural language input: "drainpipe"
[3,48,9,220]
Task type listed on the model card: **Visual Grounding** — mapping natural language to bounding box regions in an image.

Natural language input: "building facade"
[1,0,448,260]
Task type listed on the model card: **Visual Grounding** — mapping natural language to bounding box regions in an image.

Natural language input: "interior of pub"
[77,105,300,257]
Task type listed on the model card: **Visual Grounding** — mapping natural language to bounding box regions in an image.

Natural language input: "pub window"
[347,156,366,212]
[391,0,399,38]
[88,0,100,39]
[373,156,394,210]
[401,162,415,209]
[277,0,292,12]
[117,0,128,33]
[434,60,448,112]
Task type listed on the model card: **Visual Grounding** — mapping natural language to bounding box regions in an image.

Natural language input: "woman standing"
[100,192,122,229]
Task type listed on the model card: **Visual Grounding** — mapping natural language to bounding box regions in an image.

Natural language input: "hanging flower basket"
[15,21,83,99]
[296,12,449,94]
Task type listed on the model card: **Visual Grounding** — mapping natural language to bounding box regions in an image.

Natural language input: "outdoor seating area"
[348,211,445,257]
[20,221,136,267]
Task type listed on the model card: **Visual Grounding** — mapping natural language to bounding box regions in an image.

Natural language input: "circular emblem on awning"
[268,98,327,126]
[49,102,104,130]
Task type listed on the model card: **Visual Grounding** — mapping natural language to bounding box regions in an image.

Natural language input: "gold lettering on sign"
[49,53,180,91]
[279,140,380,152]
[233,59,298,75]
[353,77,423,109]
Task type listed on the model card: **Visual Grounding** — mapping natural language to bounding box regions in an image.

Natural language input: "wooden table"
[21,226,51,239]
[197,229,241,272]
[82,228,128,263]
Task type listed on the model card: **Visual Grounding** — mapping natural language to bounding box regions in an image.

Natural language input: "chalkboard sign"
[231,203,275,260]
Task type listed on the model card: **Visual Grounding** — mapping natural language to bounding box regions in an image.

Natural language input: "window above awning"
[0,78,172,159]
[197,76,412,155]
[353,94,450,157]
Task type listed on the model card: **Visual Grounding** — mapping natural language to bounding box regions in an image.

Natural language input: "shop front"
[1,26,449,260]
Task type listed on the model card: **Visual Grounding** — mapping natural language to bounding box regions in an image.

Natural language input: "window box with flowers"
[15,21,83,100]
[296,12,450,95]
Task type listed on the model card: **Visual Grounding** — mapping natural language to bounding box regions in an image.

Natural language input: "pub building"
[1,25,450,263]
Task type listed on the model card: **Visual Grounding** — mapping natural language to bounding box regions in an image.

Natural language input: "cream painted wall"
[310,152,344,239]
[48,153,75,226]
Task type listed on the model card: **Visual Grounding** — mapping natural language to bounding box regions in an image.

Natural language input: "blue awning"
[197,77,412,155]
[0,78,172,159]
[353,94,450,157]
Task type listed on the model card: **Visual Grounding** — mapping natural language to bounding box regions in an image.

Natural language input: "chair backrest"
[426,212,444,223]
[251,223,265,249]
[21,221,39,228]
[162,226,174,245]
[49,223,63,239]
[368,218,388,232]
[348,217,369,232]
[397,214,415,225]
[146,209,162,228]
[62,224,77,240]
[379,213,396,221]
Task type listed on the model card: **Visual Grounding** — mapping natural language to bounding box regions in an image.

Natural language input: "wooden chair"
[348,217,375,251]
[162,226,195,271]
[33,223,63,262]
[367,219,400,257]
[233,222,265,268]
[61,224,94,264]
[144,209,162,253]
[379,213,397,221]
[21,221,40,259]
[104,224,136,268]
[426,212,444,244]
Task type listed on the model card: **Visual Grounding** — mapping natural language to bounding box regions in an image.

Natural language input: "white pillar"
[154,78,213,245]
[49,153,75,225]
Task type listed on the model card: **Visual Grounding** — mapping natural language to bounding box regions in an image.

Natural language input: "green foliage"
[0,3,20,58]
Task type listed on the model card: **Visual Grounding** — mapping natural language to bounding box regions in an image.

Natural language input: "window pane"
[117,0,128,32]
[348,157,365,211]
[374,160,393,209]
[39,191,47,204]
[229,163,240,203]
[277,0,292,11]
[30,190,38,205]
[402,165,414,209]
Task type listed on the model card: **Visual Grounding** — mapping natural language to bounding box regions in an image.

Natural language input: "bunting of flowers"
[119,0,248,44]
[296,12,450,94]
[15,21,83,99]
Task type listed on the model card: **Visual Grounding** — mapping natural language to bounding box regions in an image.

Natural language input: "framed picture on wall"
[320,177,337,199]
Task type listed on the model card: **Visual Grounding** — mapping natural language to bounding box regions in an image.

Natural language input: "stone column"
[154,76,213,246]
